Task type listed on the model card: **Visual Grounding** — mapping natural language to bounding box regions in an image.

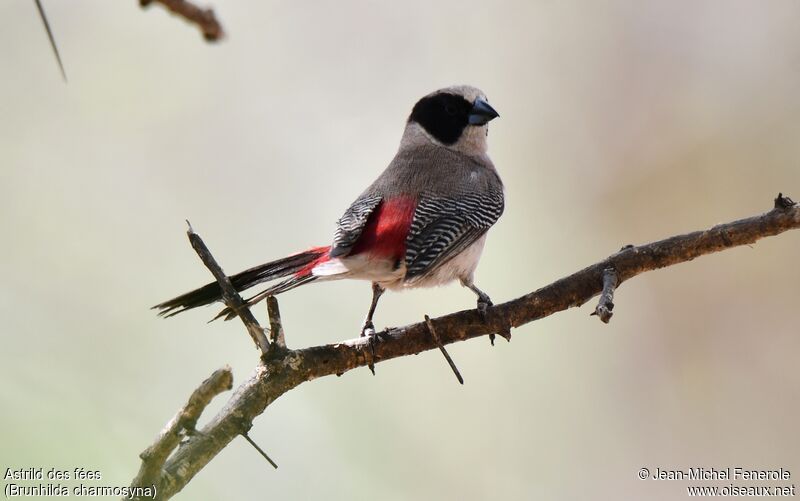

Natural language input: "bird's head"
[404,85,499,156]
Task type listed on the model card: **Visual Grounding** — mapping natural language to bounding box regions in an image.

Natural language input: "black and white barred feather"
[330,194,383,257]
[404,190,504,279]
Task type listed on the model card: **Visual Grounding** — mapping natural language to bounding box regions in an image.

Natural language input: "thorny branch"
[130,194,799,500]
[139,0,224,41]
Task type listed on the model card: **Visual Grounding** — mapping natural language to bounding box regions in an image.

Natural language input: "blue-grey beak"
[468,98,499,125]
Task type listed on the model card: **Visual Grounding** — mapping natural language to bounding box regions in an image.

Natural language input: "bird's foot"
[477,294,493,320]
[476,294,494,345]
[360,320,375,337]
[463,282,500,346]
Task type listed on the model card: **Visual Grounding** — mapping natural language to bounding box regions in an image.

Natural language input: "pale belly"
[312,234,487,291]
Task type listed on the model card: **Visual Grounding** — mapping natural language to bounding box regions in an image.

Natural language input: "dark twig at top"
[140,0,224,41]
[33,0,67,81]
[186,221,270,353]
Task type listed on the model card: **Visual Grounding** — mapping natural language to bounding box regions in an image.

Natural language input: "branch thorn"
[425,315,464,385]
[775,192,796,210]
[242,433,278,470]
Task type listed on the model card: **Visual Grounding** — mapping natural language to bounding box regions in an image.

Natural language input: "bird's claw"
[361,322,375,337]
[477,296,493,320]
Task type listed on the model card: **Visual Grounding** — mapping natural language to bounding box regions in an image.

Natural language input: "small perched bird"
[154,85,504,337]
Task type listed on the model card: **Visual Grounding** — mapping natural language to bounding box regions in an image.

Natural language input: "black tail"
[153,247,329,318]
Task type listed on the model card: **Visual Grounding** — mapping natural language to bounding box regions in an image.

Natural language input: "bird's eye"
[444,104,457,116]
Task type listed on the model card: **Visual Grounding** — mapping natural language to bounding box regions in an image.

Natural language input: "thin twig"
[33,0,66,81]
[186,221,269,353]
[140,0,224,41]
[591,267,618,323]
[136,195,800,500]
[266,296,286,349]
[242,433,278,469]
[425,315,464,385]
[130,367,233,493]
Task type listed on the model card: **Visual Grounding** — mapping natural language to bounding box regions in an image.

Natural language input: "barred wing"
[404,190,504,279]
[330,194,383,257]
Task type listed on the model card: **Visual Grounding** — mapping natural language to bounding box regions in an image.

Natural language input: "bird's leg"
[361,282,385,374]
[461,279,493,318]
[361,282,385,336]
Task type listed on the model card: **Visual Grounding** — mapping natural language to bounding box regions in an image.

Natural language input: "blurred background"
[1,1,798,499]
